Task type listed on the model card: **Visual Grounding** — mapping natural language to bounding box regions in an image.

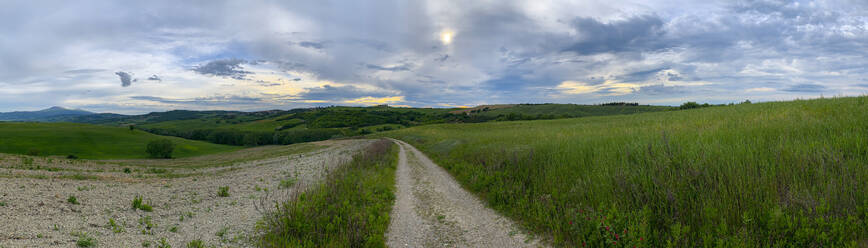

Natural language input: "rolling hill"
[0,122,239,159]
[0,106,93,121]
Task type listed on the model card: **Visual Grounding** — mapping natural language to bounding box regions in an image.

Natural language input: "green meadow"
[383,97,868,247]
[0,122,239,159]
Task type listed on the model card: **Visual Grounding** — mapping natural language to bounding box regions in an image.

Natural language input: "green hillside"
[382,97,868,247]
[0,122,239,159]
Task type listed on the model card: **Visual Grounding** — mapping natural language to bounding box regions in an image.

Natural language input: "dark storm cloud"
[782,84,826,93]
[115,71,133,87]
[563,15,666,55]
[192,59,251,80]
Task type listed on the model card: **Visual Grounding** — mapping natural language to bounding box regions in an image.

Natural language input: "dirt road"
[386,139,544,248]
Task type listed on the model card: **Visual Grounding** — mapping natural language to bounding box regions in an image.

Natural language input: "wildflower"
[605,226,610,231]
[615,234,619,240]
[613,241,617,245]
[570,221,573,225]
[640,237,644,241]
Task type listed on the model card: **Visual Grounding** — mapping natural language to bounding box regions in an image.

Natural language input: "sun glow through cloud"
[440,30,454,45]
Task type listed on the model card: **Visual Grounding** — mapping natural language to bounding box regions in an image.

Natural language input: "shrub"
[66,154,79,159]
[217,186,230,197]
[146,139,175,159]
[123,168,132,173]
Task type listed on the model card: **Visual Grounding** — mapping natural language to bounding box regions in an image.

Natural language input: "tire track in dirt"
[386,139,544,248]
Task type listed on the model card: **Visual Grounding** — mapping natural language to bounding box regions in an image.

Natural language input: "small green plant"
[123,168,132,173]
[67,195,79,205]
[0,201,6,207]
[146,139,175,159]
[157,237,171,248]
[66,154,79,159]
[186,239,206,248]
[217,186,230,197]
[278,178,296,189]
[169,226,178,233]
[216,226,229,240]
[132,196,153,212]
[74,232,95,247]
[141,240,151,247]
[108,218,124,233]
[139,216,155,235]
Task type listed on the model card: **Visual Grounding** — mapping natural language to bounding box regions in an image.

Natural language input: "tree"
[146,139,175,158]
[679,102,701,110]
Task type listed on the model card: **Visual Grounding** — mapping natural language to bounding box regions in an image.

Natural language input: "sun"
[440,30,454,45]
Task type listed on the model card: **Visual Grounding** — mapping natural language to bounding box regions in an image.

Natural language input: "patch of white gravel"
[385,139,545,248]
[0,139,374,248]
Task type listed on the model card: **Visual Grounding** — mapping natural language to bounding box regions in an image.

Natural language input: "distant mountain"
[0,106,95,122]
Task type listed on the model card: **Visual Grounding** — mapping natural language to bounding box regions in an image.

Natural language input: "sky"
[1,0,867,114]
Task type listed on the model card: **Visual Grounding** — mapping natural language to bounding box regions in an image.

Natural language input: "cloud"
[343,96,405,105]
[147,75,161,81]
[297,84,394,101]
[365,63,412,72]
[192,59,252,80]
[115,71,133,87]
[298,41,324,50]
[563,15,665,55]
[782,84,826,93]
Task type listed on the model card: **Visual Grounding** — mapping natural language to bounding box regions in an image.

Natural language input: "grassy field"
[0,122,239,159]
[382,97,868,247]
[257,139,397,247]
[465,103,671,118]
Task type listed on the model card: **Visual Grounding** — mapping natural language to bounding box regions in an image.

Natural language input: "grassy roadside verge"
[383,97,868,247]
[256,139,397,247]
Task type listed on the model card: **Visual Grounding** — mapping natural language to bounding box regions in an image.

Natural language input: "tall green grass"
[0,122,238,159]
[257,139,398,247]
[384,97,868,247]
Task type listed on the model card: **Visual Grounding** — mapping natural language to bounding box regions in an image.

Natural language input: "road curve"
[385,139,544,248]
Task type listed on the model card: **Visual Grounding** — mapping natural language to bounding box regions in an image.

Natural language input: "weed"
[74,232,96,247]
[141,240,151,247]
[123,168,132,173]
[132,196,153,212]
[0,201,6,207]
[157,237,171,248]
[139,216,155,235]
[169,226,178,233]
[108,218,124,233]
[216,226,229,239]
[186,240,207,248]
[278,178,296,189]
[217,186,230,197]
[67,195,79,205]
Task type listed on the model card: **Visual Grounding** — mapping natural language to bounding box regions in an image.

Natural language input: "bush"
[146,139,175,158]
[66,154,79,159]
